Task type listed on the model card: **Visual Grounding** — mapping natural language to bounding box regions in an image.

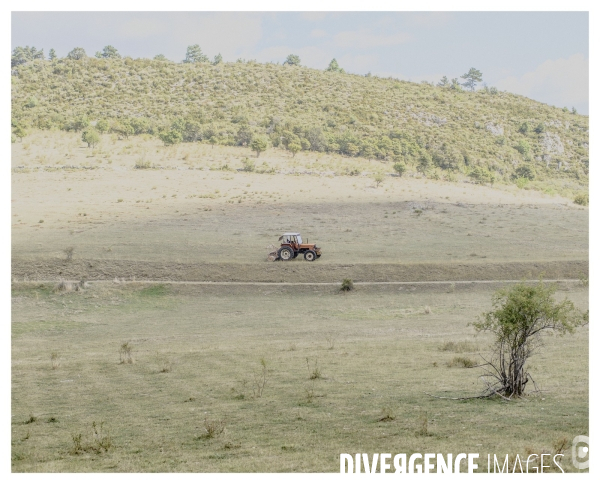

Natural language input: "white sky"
[11,10,589,113]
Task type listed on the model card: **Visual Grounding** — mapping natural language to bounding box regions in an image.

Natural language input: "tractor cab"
[280,232,302,247]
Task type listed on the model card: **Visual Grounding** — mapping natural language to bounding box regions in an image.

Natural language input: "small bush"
[573,193,589,206]
[515,177,529,189]
[119,342,134,364]
[447,356,477,368]
[134,158,152,169]
[393,162,406,177]
[340,278,354,292]
[241,157,255,172]
[373,173,385,187]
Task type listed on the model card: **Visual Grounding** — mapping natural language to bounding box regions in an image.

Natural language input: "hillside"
[11,57,589,190]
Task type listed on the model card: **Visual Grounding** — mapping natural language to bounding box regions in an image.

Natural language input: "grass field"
[11,131,589,472]
[11,282,589,472]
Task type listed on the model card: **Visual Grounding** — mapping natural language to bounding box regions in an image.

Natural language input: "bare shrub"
[416,412,431,436]
[325,334,336,350]
[303,380,324,404]
[204,417,226,438]
[306,357,322,380]
[252,358,268,397]
[70,421,112,454]
[50,352,60,370]
[304,384,316,404]
[119,342,134,364]
[63,246,74,261]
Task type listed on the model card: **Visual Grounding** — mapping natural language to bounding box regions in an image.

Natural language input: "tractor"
[269,232,322,261]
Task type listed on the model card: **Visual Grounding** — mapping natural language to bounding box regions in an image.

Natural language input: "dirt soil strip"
[12,259,588,283]
[16,279,580,286]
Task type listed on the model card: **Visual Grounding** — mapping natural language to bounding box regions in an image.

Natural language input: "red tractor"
[272,232,322,261]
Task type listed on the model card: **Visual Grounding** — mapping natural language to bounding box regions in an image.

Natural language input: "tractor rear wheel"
[304,250,317,261]
[278,247,294,261]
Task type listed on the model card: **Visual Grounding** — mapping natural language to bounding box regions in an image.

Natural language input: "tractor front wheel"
[278,247,294,261]
[304,250,317,261]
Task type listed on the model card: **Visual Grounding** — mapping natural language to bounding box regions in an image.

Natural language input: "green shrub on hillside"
[573,193,589,206]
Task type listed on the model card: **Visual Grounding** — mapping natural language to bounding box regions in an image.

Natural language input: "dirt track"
[11,258,588,283]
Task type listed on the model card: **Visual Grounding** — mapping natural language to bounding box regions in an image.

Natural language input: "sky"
[11,11,589,114]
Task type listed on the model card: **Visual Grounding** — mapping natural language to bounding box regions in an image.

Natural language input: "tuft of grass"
[54,280,74,293]
[438,340,479,353]
[138,284,168,298]
[340,278,354,292]
[377,407,396,422]
[446,356,478,368]
[160,357,174,373]
[416,412,431,437]
[24,414,37,425]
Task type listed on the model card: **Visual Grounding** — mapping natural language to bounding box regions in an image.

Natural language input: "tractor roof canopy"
[282,232,300,236]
